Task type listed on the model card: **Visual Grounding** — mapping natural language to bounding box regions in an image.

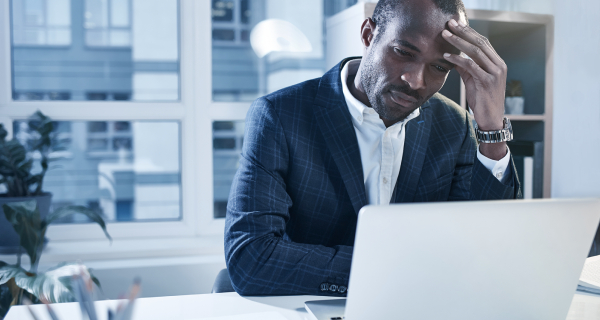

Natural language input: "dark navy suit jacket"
[224,58,521,296]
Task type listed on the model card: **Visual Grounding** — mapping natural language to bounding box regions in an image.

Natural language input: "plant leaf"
[88,268,101,289]
[0,123,7,142]
[45,206,112,242]
[0,263,24,286]
[26,174,42,185]
[9,262,93,303]
[5,140,27,165]
[29,111,54,152]
[16,159,33,177]
[2,200,43,266]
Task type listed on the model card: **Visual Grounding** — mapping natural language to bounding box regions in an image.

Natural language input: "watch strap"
[475,117,513,143]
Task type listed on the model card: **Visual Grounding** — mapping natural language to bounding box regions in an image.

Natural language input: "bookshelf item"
[508,141,544,199]
[326,4,553,197]
[505,80,524,115]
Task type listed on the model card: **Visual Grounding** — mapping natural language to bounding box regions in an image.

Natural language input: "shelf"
[466,9,552,26]
[506,114,546,121]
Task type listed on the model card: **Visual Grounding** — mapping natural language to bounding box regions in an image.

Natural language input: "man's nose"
[400,66,426,90]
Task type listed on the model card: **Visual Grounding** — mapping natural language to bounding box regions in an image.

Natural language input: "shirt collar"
[340,58,420,126]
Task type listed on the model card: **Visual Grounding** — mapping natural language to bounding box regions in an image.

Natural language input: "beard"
[360,55,424,123]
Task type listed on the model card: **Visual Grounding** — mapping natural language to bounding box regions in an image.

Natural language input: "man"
[225,0,521,296]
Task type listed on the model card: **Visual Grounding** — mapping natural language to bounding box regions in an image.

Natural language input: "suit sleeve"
[448,112,522,200]
[224,97,353,296]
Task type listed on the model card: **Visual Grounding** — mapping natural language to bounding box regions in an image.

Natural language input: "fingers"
[447,19,505,67]
[441,29,497,75]
[443,52,487,82]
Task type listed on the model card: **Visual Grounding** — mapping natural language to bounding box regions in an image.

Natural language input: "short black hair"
[372,0,467,34]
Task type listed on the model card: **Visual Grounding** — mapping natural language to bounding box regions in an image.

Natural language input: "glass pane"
[240,0,250,24]
[13,0,71,45]
[47,27,71,45]
[109,29,131,46]
[84,0,109,29]
[240,29,249,42]
[88,121,108,132]
[211,0,358,102]
[47,0,71,26]
[23,28,45,44]
[114,121,131,131]
[12,120,182,223]
[213,121,244,218]
[88,137,109,151]
[85,29,108,46]
[212,0,234,22]
[110,0,130,27]
[213,29,235,41]
[25,0,45,25]
[11,0,180,101]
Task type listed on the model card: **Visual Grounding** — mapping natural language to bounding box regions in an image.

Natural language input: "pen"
[113,277,141,320]
[44,304,60,320]
[22,297,40,320]
[40,297,61,320]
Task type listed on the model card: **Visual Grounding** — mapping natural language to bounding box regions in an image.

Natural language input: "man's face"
[360,1,463,123]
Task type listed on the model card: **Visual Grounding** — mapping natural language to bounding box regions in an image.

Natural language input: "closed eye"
[394,48,413,57]
[434,65,449,73]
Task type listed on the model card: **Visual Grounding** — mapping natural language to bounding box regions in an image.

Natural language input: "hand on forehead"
[379,1,464,56]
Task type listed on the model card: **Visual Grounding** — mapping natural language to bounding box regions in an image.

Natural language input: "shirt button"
[320,283,329,291]
[383,177,388,184]
[329,284,338,292]
[495,172,503,179]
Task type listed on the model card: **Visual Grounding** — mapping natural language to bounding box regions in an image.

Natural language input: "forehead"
[379,0,463,53]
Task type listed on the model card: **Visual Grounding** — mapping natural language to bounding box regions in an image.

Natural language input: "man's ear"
[360,18,377,48]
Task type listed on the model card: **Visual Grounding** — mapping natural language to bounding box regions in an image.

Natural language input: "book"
[507,141,544,198]
[578,255,600,295]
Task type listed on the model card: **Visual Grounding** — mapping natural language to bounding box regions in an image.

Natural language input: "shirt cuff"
[477,146,511,183]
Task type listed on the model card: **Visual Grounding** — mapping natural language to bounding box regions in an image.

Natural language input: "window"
[11,0,179,102]
[211,0,357,102]
[212,121,244,218]
[84,0,132,47]
[11,0,71,46]
[86,121,133,155]
[211,0,357,218]
[4,0,186,239]
[13,120,181,223]
[1,0,359,243]
[212,0,252,45]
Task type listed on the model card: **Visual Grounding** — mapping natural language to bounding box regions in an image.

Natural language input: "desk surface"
[6,291,600,320]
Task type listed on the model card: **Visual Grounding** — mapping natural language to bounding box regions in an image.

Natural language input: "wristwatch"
[475,117,513,143]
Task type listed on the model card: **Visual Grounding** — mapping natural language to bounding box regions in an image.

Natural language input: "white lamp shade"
[250,19,313,58]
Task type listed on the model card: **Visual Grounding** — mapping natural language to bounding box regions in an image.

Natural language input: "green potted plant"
[0,111,60,253]
[505,80,524,115]
[0,200,111,318]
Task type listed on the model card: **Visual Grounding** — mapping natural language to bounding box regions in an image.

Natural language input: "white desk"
[6,292,600,320]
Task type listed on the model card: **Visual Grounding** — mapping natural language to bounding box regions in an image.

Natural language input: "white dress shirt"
[340,59,511,205]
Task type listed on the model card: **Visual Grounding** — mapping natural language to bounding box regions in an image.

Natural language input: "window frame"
[0,0,248,244]
[84,0,133,47]
[212,0,252,46]
[11,0,73,47]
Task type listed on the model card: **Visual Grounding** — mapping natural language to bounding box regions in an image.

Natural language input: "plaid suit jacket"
[224,58,521,296]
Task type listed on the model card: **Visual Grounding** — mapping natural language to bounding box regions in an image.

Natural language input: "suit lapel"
[393,104,432,203]
[313,58,367,215]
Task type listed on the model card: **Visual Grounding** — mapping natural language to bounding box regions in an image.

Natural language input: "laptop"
[305,199,600,320]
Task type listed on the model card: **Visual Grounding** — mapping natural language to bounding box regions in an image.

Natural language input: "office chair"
[212,268,235,293]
